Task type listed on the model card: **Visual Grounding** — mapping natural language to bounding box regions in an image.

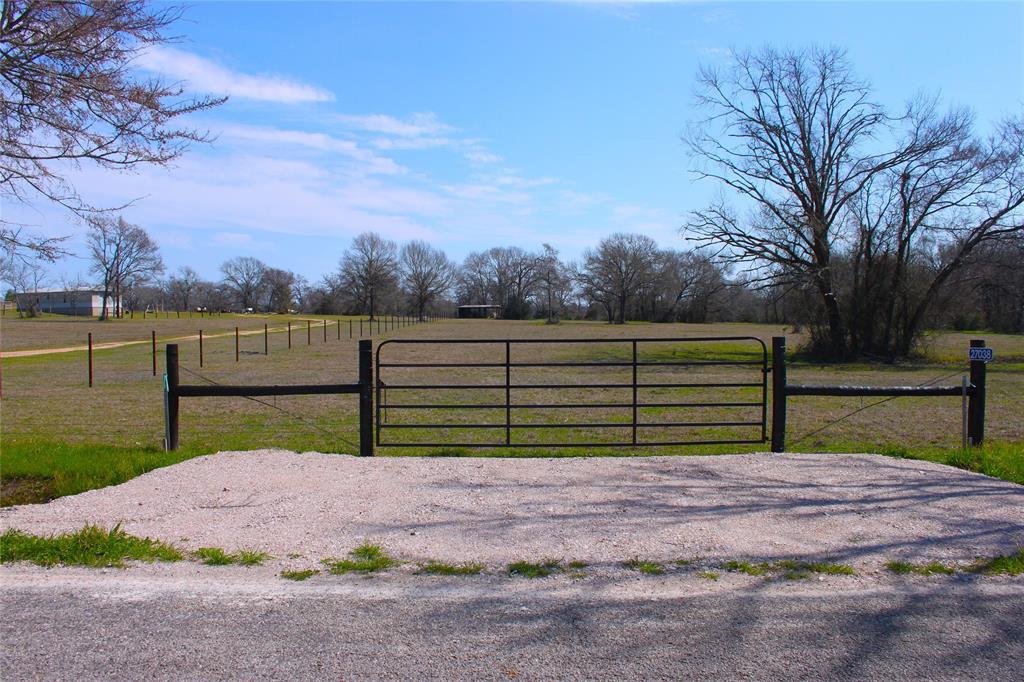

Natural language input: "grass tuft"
[194,547,234,565]
[721,560,770,576]
[194,547,270,566]
[416,561,484,576]
[324,543,397,574]
[508,559,561,578]
[280,569,319,581]
[697,571,720,581]
[623,558,666,575]
[886,559,956,576]
[0,524,181,568]
[970,548,1024,576]
[567,560,588,569]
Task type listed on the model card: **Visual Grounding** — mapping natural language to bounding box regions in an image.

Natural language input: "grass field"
[1,316,1021,503]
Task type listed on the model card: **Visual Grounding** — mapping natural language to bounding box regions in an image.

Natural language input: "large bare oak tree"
[685,46,1022,356]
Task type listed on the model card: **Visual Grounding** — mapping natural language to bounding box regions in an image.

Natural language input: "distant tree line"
[3,219,1021,342]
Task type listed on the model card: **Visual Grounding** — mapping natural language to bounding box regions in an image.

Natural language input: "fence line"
[83,313,448,386]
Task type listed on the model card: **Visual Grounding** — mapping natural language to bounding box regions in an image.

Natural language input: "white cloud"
[218,125,405,175]
[336,112,455,137]
[135,46,334,103]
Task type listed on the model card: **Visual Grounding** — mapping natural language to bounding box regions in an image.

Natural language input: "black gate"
[375,337,769,449]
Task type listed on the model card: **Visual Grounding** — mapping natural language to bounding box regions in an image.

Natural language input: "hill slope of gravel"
[2,450,1022,567]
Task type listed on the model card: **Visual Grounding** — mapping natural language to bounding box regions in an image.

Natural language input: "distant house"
[457,304,502,319]
[15,288,120,317]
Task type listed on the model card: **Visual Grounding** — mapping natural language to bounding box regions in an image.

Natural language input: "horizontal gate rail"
[770,336,988,452]
[376,336,769,449]
[164,341,374,456]
[786,385,964,397]
[175,384,361,397]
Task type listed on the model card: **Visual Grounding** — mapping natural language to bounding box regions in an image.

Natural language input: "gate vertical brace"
[968,339,987,446]
[771,336,787,453]
[166,344,180,451]
[505,341,511,446]
[359,339,374,456]
[631,340,638,446]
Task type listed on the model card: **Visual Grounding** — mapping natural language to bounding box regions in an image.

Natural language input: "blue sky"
[8,1,1023,284]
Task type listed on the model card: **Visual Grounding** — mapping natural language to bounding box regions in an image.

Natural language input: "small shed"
[458,304,502,319]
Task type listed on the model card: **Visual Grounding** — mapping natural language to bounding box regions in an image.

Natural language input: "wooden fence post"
[771,336,787,453]
[307,320,311,345]
[88,332,93,387]
[166,344,180,451]
[235,327,240,362]
[199,329,204,367]
[264,324,268,355]
[288,322,292,349]
[968,339,987,446]
[152,331,157,376]
[324,319,327,343]
[359,339,374,456]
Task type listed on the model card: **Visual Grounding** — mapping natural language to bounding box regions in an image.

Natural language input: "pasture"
[1,316,1022,503]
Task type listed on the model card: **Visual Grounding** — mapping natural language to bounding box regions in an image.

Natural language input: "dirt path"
[1,318,338,358]
[3,450,1021,571]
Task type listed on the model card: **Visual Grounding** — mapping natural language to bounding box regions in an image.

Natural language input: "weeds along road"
[1,569,1021,680]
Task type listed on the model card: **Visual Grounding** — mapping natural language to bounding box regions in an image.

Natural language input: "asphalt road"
[2,571,1022,680]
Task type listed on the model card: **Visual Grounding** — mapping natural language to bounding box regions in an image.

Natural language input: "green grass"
[416,561,484,576]
[971,548,1024,576]
[623,558,666,575]
[885,560,956,576]
[721,560,771,576]
[323,543,398,574]
[0,442,203,506]
[697,571,720,581]
[280,569,319,581]
[194,547,270,566]
[508,559,561,578]
[0,524,182,567]
[567,560,588,569]
[773,560,856,579]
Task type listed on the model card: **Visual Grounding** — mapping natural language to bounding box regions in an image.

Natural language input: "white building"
[14,288,120,317]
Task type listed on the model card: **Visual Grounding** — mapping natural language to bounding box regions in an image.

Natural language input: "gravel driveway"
[2,450,1022,570]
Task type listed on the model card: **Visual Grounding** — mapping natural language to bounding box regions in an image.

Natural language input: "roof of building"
[20,287,104,294]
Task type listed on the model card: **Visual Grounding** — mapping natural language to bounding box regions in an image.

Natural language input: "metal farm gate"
[375,337,769,449]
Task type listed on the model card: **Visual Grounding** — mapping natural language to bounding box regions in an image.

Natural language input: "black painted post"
[771,336,787,453]
[88,332,93,387]
[358,339,373,456]
[505,341,511,446]
[968,339,987,446]
[235,327,240,362]
[264,324,268,355]
[324,320,328,343]
[349,320,353,339]
[152,331,157,376]
[307,320,311,345]
[199,329,204,367]
[166,344,180,451]
[288,322,292,349]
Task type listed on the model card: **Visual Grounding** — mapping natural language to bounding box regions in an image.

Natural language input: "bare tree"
[263,267,298,313]
[578,233,660,324]
[164,266,200,312]
[338,232,398,320]
[684,46,969,355]
[0,1,224,261]
[536,244,572,323]
[0,252,47,316]
[400,240,455,321]
[220,257,267,311]
[848,115,1024,356]
[86,215,163,319]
